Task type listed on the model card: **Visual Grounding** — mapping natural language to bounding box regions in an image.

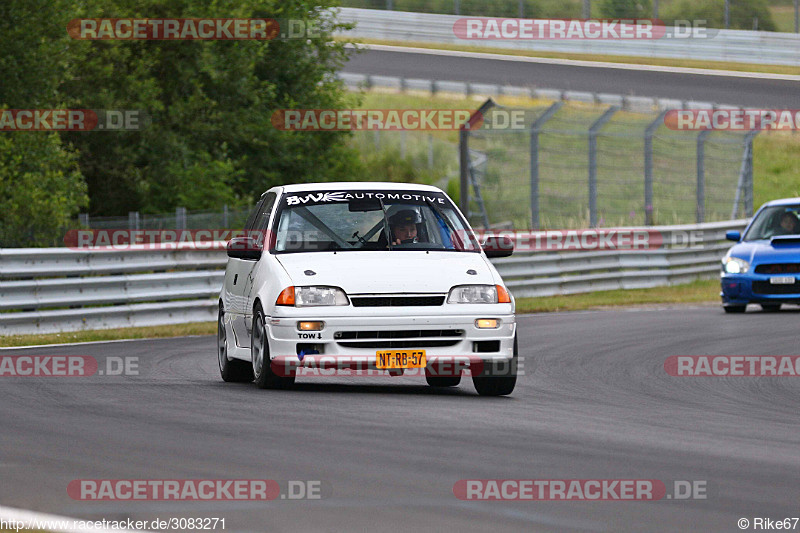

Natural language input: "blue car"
[721,198,800,313]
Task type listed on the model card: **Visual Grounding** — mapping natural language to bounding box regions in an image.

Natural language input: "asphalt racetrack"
[343,47,800,108]
[1,305,799,532]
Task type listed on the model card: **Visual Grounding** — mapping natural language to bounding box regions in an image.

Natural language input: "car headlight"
[721,256,750,274]
[276,286,349,307]
[447,284,511,304]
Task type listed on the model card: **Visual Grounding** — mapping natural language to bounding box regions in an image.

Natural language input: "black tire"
[760,304,781,312]
[425,374,462,388]
[472,334,517,397]
[218,306,254,383]
[251,303,295,390]
[723,305,747,314]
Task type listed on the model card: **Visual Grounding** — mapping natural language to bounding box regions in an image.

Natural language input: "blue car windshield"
[743,205,800,241]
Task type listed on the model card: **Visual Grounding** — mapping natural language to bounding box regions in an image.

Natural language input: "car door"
[243,192,278,340]
[228,193,273,347]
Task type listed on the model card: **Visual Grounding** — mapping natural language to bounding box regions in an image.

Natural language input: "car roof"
[270,182,445,194]
[763,197,800,207]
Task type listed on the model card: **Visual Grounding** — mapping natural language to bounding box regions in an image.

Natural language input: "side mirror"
[227,236,263,260]
[482,235,514,258]
[725,230,741,242]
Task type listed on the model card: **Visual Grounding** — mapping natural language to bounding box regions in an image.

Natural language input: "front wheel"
[472,334,517,397]
[251,304,295,390]
[218,307,254,383]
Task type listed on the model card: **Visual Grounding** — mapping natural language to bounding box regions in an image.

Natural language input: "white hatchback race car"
[217,182,518,396]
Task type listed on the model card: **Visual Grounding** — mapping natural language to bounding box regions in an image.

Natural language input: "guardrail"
[338,71,728,112]
[493,220,746,297]
[337,7,800,67]
[0,220,746,335]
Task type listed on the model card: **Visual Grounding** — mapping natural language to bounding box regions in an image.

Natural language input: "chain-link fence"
[460,100,755,229]
[76,206,252,232]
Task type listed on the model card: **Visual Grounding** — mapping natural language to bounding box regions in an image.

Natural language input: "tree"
[599,0,652,18]
[0,0,88,247]
[60,0,361,216]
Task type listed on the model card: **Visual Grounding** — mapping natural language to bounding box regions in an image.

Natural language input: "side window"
[244,196,266,232]
[252,192,277,231]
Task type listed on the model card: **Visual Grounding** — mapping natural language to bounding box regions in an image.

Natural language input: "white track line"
[0,335,210,351]
[352,43,800,81]
[0,504,153,533]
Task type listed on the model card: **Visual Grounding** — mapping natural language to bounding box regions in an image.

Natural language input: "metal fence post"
[696,130,710,223]
[460,99,495,216]
[176,207,187,230]
[529,101,563,230]
[223,204,229,228]
[78,213,89,228]
[588,106,619,227]
[745,131,757,216]
[128,211,140,230]
[644,110,667,226]
[724,0,730,29]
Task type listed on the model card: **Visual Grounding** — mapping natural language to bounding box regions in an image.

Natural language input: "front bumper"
[265,313,516,369]
[721,274,800,305]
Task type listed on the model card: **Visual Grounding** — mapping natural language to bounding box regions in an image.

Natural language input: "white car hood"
[275,251,495,294]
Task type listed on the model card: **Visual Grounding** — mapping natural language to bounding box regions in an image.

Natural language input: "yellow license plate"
[376,350,426,369]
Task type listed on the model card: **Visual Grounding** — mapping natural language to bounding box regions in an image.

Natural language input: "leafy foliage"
[1,0,361,245]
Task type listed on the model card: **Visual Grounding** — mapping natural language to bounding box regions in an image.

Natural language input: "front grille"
[752,280,800,295]
[754,264,800,274]
[335,329,464,349]
[350,296,445,307]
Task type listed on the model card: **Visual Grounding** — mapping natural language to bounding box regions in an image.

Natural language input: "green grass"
[769,5,798,33]
[0,322,216,348]
[347,38,800,76]
[753,132,800,207]
[515,279,720,312]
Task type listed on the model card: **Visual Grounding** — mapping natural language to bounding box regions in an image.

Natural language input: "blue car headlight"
[721,256,750,274]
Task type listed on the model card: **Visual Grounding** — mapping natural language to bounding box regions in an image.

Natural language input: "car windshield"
[743,205,800,241]
[272,190,481,253]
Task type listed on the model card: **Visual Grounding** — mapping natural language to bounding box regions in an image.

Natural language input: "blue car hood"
[728,238,800,264]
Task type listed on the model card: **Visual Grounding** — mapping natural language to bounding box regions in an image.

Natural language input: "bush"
[599,0,652,18]
[662,0,776,31]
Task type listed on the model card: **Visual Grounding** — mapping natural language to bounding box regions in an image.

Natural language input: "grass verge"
[346,38,800,76]
[515,279,720,313]
[0,322,216,348]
